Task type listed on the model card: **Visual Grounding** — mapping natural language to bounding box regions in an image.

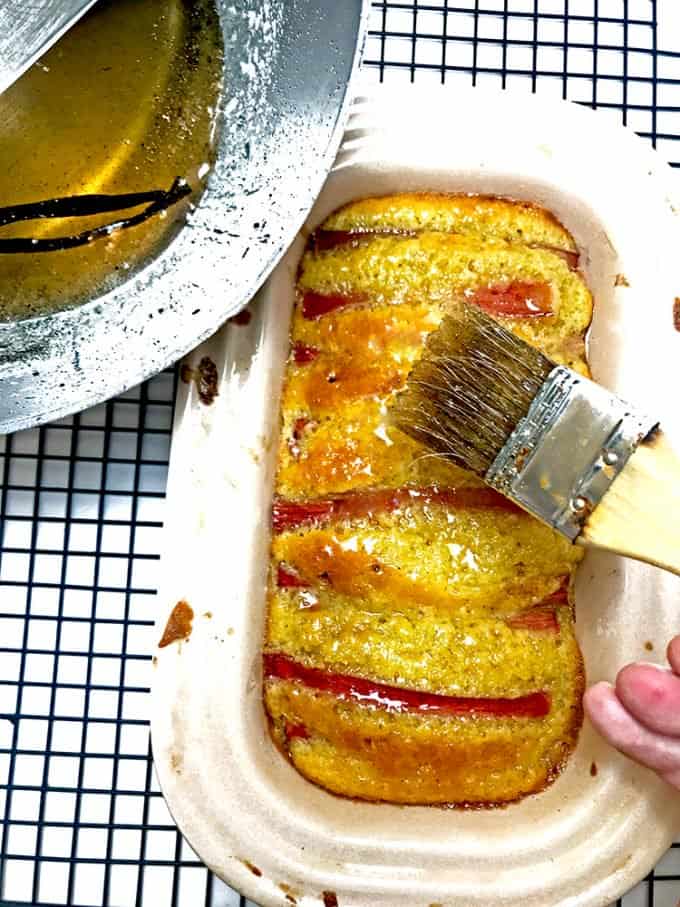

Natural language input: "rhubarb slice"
[276,564,310,589]
[470,281,553,317]
[541,579,569,605]
[312,230,368,252]
[504,578,568,631]
[285,721,310,740]
[264,653,551,718]
[302,292,365,320]
[272,485,519,533]
[303,282,553,321]
[505,609,559,632]
[292,342,320,364]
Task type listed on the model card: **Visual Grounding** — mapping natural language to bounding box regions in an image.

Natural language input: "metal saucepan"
[0,0,367,432]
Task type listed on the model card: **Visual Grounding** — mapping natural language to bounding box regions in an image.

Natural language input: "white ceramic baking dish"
[151,85,680,907]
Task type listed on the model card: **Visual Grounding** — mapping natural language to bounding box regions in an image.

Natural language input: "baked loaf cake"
[264,193,590,806]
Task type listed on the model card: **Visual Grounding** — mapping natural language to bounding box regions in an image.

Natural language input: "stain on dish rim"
[229,308,252,326]
[159,599,194,648]
[278,882,299,904]
[241,859,262,878]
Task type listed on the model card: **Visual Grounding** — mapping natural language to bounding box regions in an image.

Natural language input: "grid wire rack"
[1,1,680,906]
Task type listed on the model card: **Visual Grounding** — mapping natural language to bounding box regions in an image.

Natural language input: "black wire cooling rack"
[2,2,680,906]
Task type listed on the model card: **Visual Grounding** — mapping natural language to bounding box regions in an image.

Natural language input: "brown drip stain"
[645,641,654,652]
[674,298,680,332]
[322,893,339,907]
[158,600,194,648]
[278,883,298,904]
[180,356,219,405]
[229,308,252,326]
[590,761,598,777]
[170,751,183,774]
[241,860,262,877]
[642,424,662,449]
[203,611,213,619]
[614,274,630,287]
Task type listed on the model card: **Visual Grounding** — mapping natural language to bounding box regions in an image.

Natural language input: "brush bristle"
[391,305,555,477]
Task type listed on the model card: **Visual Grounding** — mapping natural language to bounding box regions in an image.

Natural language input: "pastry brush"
[391,303,680,575]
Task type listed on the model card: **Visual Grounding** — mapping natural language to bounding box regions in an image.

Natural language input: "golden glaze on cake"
[264,193,590,806]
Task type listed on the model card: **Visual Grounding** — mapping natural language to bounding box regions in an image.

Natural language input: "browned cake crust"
[263,193,589,806]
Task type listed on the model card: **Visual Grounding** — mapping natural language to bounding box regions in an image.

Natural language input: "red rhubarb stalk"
[285,722,310,740]
[312,230,367,252]
[273,500,335,534]
[302,282,553,321]
[276,564,310,589]
[541,580,569,605]
[301,291,366,320]
[264,653,551,718]
[292,342,320,364]
[505,578,569,632]
[272,486,519,533]
[505,609,559,632]
[470,281,553,317]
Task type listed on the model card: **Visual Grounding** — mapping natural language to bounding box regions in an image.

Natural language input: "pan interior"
[0,0,223,321]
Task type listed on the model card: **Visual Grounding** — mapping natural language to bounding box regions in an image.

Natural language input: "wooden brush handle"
[579,430,680,575]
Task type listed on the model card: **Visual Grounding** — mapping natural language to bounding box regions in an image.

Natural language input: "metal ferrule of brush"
[485,366,659,541]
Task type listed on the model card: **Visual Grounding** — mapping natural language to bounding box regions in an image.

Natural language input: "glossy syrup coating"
[264,193,590,806]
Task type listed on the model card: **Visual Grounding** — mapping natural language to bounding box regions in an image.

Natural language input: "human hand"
[584,636,680,790]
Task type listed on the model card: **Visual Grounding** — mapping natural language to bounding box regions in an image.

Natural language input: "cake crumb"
[158,600,194,648]
[180,357,219,404]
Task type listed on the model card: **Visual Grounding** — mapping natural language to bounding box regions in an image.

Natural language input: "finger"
[584,682,680,776]
[615,662,680,737]
[662,765,680,791]
[667,635,680,675]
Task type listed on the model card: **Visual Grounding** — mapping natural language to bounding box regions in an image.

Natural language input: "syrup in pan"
[0,0,223,320]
